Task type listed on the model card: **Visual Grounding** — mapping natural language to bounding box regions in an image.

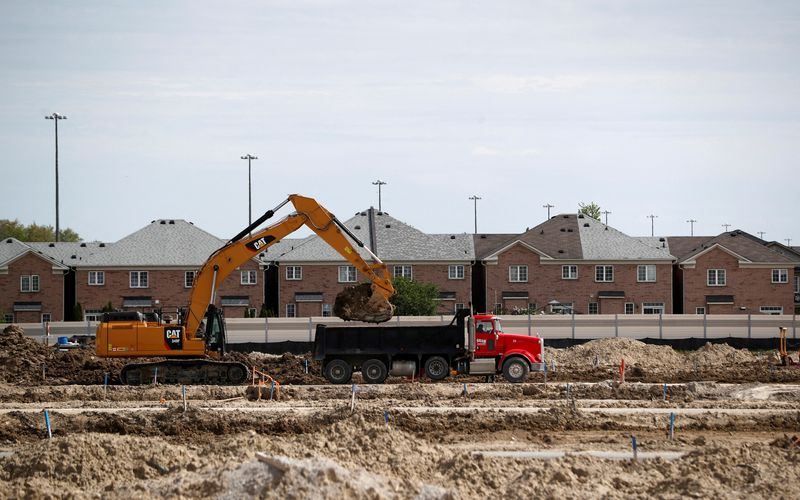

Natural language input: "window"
[642,302,665,314]
[338,266,357,283]
[696,307,706,315]
[322,304,332,317]
[493,303,503,314]
[241,270,257,285]
[588,302,599,314]
[550,302,574,314]
[509,265,528,282]
[286,266,302,280]
[707,269,726,286]
[3,313,13,323]
[796,275,800,294]
[760,306,783,315]
[637,265,656,282]
[286,304,296,317]
[393,265,412,279]
[248,307,257,317]
[595,266,613,282]
[772,269,789,283]
[88,271,105,286]
[129,271,148,288]
[448,265,465,280]
[624,303,635,314]
[184,271,196,288]
[562,265,578,280]
[85,309,102,322]
[41,313,52,323]
[455,303,465,312]
[20,274,40,292]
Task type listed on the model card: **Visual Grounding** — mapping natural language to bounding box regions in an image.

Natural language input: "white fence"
[14,313,798,344]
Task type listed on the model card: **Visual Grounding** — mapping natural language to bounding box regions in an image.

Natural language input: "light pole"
[543,203,554,220]
[240,154,258,229]
[722,223,731,232]
[686,219,697,236]
[372,180,387,211]
[647,214,658,237]
[601,210,611,225]
[757,231,766,240]
[469,195,481,234]
[45,112,67,242]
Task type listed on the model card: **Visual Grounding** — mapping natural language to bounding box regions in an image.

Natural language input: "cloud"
[471,145,540,157]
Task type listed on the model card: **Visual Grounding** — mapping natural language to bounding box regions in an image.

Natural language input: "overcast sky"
[1,1,798,244]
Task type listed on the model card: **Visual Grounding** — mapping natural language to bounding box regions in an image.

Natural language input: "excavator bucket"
[334,283,395,323]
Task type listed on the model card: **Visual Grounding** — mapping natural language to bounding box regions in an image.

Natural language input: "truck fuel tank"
[467,358,496,375]
[390,360,417,377]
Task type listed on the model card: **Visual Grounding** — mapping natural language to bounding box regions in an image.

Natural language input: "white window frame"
[184,271,196,288]
[3,313,14,323]
[562,265,578,280]
[85,309,103,322]
[795,275,800,294]
[696,307,706,315]
[21,274,40,292]
[286,266,302,280]
[595,266,613,283]
[760,306,783,315]
[509,265,528,282]
[241,270,257,285]
[642,302,665,315]
[41,313,52,323]
[550,302,574,315]
[393,265,413,280]
[88,271,105,286]
[772,269,789,284]
[637,265,656,283]
[247,307,257,317]
[455,302,465,312]
[129,271,149,288]
[338,265,357,283]
[285,303,296,317]
[588,302,599,314]
[322,303,332,317]
[707,269,726,286]
[624,302,635,314]
[448,265,465,280]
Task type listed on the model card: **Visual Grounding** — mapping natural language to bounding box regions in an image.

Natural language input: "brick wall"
[278,262,472,317]
[75,260,263,318]
[0,253,65,322]
[682,247,795,314]
[484,244,673,314]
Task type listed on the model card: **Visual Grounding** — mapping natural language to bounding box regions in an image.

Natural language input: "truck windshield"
[493,319,503,332]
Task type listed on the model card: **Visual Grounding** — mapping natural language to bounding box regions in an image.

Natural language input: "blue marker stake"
[182,385,187,412]
[669,412,675,440]
[383,410,390,425]
[543,360,548,385]
[304,359,309,374]
[104,373,109,389]
[631,434,638,460]
[462,383,468,397]
[44,409,52,439]
[269,380,275,401]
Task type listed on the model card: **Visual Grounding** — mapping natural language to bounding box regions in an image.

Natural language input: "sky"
[1,0,798,244]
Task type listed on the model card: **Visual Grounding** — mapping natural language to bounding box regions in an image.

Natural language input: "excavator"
[95,194,395,385]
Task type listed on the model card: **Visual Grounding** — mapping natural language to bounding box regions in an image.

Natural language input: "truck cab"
[470,313,544,382]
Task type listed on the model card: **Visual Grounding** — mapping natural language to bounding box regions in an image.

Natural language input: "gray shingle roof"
[28,241,107,266]
[82,219,226,267]
[274,209,474,263]
[0,238,69,269]
[579,220,673,260]
[675,230,796,264]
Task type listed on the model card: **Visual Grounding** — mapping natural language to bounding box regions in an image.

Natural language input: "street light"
[240,154,258,229]
[45,112,67,242]
[372,180,387,211]
[469,195,481,234]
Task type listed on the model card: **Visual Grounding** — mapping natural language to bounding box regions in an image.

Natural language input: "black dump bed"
[313,310,469,361]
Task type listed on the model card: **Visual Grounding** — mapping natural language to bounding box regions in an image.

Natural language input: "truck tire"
[361,359,388,384]
[502,357,530,383]
[324,359,352,384]
[424,356,449,380]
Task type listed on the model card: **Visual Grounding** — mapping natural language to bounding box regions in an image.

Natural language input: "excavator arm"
[183,194,395,338]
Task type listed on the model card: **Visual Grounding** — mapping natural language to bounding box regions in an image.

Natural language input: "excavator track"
[120,359,250,385]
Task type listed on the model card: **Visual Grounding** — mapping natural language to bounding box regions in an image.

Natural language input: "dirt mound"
[546,338,685,370]
[333,283,394,323]
[687,342,758,366]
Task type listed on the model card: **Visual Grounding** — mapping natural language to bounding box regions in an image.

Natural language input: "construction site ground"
[2,326,800,498]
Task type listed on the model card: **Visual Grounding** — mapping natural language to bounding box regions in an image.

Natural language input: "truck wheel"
[424,356,449,380]
[503,357,530,383]
[324,359,352,384]
[361,359,388,384]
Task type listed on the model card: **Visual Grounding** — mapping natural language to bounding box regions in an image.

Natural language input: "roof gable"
[677,230,796,265]
[0,238,69,269]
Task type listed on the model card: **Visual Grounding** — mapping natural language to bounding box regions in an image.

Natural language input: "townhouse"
[474,214,675,315]
[0,238,68,322]
[271,208,475,317]
[669,230,797,315]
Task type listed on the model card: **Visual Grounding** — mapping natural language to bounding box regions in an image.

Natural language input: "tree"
[390,277,439,316]
[259,303,274,318]
[578,202,601,221]
[72,302,84,322]
[0,219,81,242]
[101,301,115,313]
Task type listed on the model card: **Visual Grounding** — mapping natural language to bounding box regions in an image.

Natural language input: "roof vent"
[563,215,569,219]
[70,254,76,259]
[169,220,175,224]
[659,238,665,242]
[354,225,361,230]
[80,243,87,247]
[5,239,11,243]
[578,214,584,219]
[558,249,564,253]
[385,224,391,228]
[730,232,737,237]
[48,243,55,247]
[377,211,384,216]
[604,227,608,231]
[583,223,590,227]
[560,228,566,232]
[540,230,544,235]
[567,229,573,232]
[450,235,455,239]
[99,243,105,247]
[160,220,166,225]
[360,212,367,216]
[151,220,155,224]
[480,235,487,239]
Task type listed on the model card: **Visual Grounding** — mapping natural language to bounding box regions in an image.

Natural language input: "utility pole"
[240,154,258,230]
[543,204,554,220]
[372,180,387,211]
[686,219,697,236]
[469,195,481,234]
[647,214,658,237]
[757,231,766,240]
[787,238,793,246]
[45,112,67,242]
[722,223,731,232]
[601,210,611,225]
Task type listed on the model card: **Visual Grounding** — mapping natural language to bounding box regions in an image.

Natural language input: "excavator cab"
[203,304,227,356]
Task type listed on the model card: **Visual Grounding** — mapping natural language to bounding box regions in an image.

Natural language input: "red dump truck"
[313,309,544,384]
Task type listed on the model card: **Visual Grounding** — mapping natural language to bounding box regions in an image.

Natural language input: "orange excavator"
[95,194,395,384]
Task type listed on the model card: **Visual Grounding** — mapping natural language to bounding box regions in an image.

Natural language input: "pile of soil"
[687,342,758,366]
[227,352,325,385]
[545,338,685,370]
[333,283,394,323]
